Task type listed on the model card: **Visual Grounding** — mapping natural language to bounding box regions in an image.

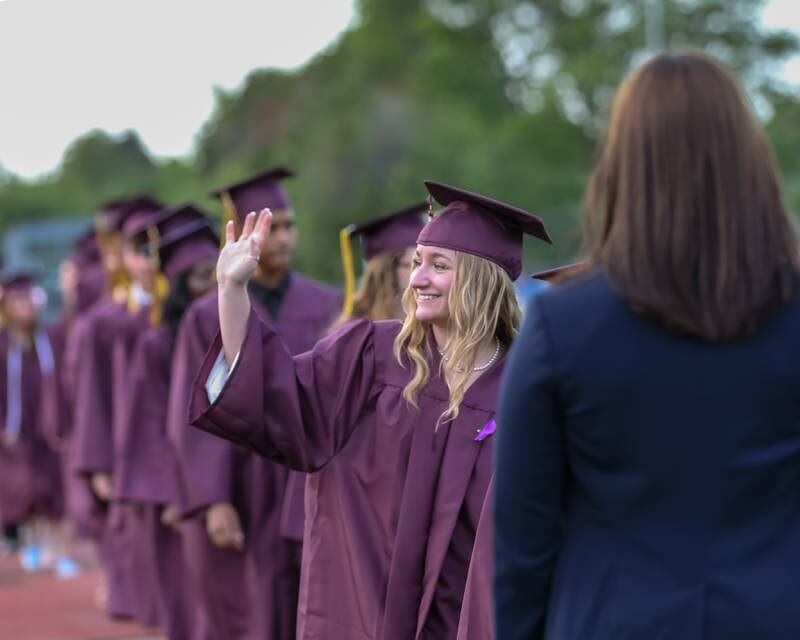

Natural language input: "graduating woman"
[115,204,218,640]
[335,202,426,327]
[71,195,166,623]
[0,274,60,566]
[190,180,551,639]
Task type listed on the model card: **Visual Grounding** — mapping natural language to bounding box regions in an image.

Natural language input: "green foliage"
[1,0,798,280]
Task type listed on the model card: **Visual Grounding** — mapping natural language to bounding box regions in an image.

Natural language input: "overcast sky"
[0,0,798,179]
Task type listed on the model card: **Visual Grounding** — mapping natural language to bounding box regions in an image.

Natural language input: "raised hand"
[216,209,272,289]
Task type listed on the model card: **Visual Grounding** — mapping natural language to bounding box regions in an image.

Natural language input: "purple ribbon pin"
[474,418,496,442]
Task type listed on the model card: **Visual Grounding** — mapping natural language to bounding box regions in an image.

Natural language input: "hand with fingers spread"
[217,209,273,289]
[217,208,273,364]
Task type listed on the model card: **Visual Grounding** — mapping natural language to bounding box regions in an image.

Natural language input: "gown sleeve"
[493,294,565,640]
[204,350,240,404]
[190,308,379,472]
[167,300,236,515]
[71,311,115,475]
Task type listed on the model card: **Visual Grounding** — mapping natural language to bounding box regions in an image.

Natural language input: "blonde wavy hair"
[393,251,521,426]
[333,251,405,328]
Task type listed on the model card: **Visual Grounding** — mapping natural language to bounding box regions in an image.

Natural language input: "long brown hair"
[584,51,798,340]
[333,251,405,328]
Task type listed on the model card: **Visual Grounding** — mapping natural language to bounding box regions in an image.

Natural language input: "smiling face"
[409,245,456,326]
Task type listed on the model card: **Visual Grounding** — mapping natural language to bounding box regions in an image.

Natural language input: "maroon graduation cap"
[211,167,294,222]
[350,202,427,260]
[419,180,551,280]
[97,197,133,232]
[151,202,214,236]
[0,272,39,304]
[118,196,167,239]
[0,272,35,294]
[156,204,219,280]
[71,228,101,268]
[99,195,163,234]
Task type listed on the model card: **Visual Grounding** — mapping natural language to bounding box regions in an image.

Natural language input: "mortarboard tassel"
[101,232,131,302]
[147,225,170,326]
[339,225,357,317]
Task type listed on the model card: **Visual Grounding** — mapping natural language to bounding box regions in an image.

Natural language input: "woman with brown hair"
[494,52,800,639]
[189,179,551,639]
[335,202,426,327]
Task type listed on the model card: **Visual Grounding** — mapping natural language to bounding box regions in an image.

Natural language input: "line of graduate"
[0,165,553,639]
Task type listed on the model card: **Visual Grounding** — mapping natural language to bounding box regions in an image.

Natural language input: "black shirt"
[248,271,292,320]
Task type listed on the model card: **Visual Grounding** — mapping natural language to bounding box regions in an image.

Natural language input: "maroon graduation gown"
[169,273,339,639]
[116,325,208,640]
[75,263,106,315]
[71,298,159,624]
[39,318,105,539]
[456,479,494,640]
[71,298,127,477]
[190,315,501,640]
[0,332,58,525]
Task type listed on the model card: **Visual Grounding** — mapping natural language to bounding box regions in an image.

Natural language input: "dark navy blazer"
[494,270,800,640]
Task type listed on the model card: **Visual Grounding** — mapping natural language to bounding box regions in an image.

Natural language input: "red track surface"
[0,548,163,640]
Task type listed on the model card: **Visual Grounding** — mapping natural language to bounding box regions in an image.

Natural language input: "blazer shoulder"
[535,270,621,323]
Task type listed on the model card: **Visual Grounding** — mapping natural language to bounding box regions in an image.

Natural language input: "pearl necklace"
[438,337,501,372]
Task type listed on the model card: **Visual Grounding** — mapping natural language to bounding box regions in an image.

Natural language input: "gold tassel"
[426,194,435,219]
[146,225,170,325]
[99,232,130,298]
[220,190,239,248]
[339,225,357,316]
[149,273,170,325]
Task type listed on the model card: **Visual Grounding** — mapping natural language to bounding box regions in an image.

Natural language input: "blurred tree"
[57,129,159,204]
[0,0,798,280]
[479,0,798,134]
[194,0,799,276]
[766,89,800,212]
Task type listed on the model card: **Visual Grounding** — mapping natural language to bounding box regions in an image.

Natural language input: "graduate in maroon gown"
[56,203,142,548]
[114,203,219,640]
[50,219,129,546]
[168,167,340,639]
[334,202,426,328]
[71,195,166,623]
[61,197,148,412]
[36,247,105,577]
[456,479,494,640]
[71,228,106,314]
[190,180,551,640]
[0,274,61,564]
